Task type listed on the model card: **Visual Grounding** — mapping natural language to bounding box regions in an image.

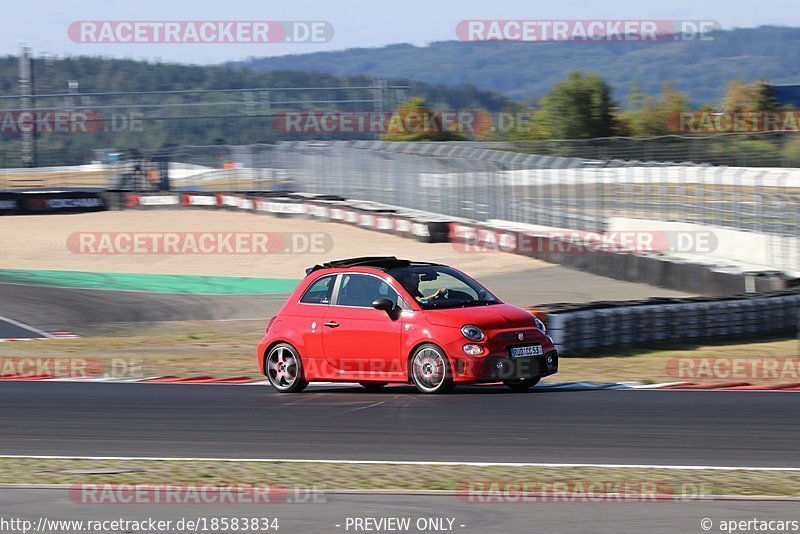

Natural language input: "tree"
[624,82,691,136]
[703,80,787,133]
[530,71,618,139]
[382,98,468,141]
[721,81,779,113]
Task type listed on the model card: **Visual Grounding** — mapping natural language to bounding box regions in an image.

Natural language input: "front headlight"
[533,316,546,334]
[461,324,485,342]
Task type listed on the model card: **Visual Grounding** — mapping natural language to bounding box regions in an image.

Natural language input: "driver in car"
[399,271,449,305]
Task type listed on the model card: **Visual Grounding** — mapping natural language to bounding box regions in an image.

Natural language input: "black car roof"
[305,256,440,275]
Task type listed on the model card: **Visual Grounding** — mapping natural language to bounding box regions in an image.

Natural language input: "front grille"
[480,350,558,380]
[495,329,540,346]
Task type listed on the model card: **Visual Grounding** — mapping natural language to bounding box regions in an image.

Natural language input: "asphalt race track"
[0,282,284,335]
[0,316,49,339]
[1,382,797,467]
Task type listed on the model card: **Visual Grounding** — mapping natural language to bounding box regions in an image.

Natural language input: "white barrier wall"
[419,166,800,188]
[607,217,800,276]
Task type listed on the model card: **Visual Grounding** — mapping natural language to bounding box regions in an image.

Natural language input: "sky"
[5,0,799,64]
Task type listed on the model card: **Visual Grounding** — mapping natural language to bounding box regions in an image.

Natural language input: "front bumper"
[452,350,558,382]
[478,350,558,381]
[443,326,558,383]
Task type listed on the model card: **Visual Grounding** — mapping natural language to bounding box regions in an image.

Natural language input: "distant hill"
[237,26,800,106]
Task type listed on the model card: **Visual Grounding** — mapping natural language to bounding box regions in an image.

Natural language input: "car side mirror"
[372,298,395,312]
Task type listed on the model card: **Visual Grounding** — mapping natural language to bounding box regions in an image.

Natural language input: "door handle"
[323,321,340,328]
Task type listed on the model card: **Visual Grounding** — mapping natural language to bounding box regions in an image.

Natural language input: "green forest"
[239,26,800,105]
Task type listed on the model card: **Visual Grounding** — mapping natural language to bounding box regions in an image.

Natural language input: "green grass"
[0,269,299,294]
[0,458,797,497]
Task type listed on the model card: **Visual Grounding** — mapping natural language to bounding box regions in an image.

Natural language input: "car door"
[291,273,337,364]
[322,273,405,380]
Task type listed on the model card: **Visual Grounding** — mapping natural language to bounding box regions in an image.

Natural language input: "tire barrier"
[115,191,455,244]
[0,192,18,214]
[0,190,107,215]
[533,291,800,356]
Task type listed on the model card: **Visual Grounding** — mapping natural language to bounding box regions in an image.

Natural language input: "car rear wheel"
[503,377,540,392]
[410,344,454,394]
[266,343,308,393]
[359,382,387,392]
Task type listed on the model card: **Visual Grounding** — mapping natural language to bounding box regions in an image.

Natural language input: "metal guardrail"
[509,133,800,168]
[3,141,799,239]
[273,141,800,237]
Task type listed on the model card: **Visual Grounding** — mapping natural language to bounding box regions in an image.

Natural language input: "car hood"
[422,303,535,330]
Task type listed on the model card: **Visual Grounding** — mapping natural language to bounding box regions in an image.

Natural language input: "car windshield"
[390,265,500,309]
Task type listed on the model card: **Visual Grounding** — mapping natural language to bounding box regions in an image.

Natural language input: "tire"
[265,343,308,393]
[359,382,388,392]
[503,376,541,392]
[409,344,455,394]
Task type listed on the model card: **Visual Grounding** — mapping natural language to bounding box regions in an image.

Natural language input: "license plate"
[510,345,543,358]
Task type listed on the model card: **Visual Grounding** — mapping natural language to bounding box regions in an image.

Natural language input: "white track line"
[625,381,690,389]
[0,455,798,471]
[0,315,54,339]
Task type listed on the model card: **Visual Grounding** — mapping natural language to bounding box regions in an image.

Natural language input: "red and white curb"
[0,375,798,390]
[0,374,266,384]
[0,333,78,342]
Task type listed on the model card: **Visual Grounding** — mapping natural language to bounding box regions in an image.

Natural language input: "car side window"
[337,274,399,308]
[299,275,335,305]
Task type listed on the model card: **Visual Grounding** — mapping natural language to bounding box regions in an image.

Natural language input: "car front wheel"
[266,343,308,393]
[410,344,454,394]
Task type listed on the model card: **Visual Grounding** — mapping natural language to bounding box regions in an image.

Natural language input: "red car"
[257,257,558,393]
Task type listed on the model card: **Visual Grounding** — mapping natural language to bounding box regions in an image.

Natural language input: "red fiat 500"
[257,257,558,393]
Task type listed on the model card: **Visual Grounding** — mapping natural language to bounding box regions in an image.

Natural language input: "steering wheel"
[433,288,449,299]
